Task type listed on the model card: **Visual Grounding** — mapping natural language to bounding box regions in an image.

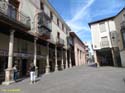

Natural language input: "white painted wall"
[90,19,117,50]
[19,0,41,32]
[50,22,68,49]
[91,24,101,50]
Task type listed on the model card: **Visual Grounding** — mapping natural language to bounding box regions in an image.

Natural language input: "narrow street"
[0,65,125,93]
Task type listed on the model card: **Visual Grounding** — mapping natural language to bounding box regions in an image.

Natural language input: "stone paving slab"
[0,65,125,93]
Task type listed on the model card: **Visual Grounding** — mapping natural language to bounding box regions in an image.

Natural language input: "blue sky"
[49,0,125,48]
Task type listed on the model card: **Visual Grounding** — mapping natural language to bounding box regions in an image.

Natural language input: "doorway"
[21,59,27,77]
[0,56,7,84]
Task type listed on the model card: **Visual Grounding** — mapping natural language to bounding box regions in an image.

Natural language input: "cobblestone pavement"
[0,65,125,93]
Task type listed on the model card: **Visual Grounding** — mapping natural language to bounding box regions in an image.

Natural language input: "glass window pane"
[100,22,106,32]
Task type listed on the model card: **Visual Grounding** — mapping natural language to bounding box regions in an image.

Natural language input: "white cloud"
[67,21,90,32]
[67,0,95,32]
[69,0,95,22]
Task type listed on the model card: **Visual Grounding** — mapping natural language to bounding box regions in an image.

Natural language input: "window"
[57,18,59,26]
[123,14,125,21]
[21,40,28,53]
[66,28,68,34]
[41,2,44,10]
[62,24,64,31]
[99,22,106,32]
[50,11,53,19]
[80,51,82,59]
[101,36,109,47]
[57,32,60,38]
[122,32,125,48]
[101,36,108,42]
[37,45,41,55]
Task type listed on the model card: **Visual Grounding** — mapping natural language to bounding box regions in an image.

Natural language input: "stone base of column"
[65,62,68,69]
[62,64,64,70]
[55,65,58,71]
[45,66,50,74]
[69,63,72,68]
[2,68,15,85]
[35,66,38,77]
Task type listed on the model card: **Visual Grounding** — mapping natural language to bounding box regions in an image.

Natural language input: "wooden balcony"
[0,1,30,31]
[56,38,64,47]
[100,41,109,48]
[37,11,52,39]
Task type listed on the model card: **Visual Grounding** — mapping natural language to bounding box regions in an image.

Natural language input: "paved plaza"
[0,65,125,93]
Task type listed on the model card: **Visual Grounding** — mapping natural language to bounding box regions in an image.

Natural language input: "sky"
[49,0,125,51]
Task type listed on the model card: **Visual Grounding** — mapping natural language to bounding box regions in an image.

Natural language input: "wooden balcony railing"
[56,38,64,47]
[100,41,109,48]
[37,11,52,39]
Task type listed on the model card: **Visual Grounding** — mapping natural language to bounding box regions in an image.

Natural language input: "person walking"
[30,64,36,84]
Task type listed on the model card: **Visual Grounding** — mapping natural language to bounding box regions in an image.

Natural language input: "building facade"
[0,0,87,85]
[89,8,125,67]
[89,16,121,67]
[69,32,86,66]
[114,8,125,67]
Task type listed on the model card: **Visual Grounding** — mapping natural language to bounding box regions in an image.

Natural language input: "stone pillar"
[55,46,58,71]
[65,50,68,69]
[34,37,38,77]
[77,49,79,66]
[69,50,72,68]
[79,50,81,66]
[93,50,99,67]
[2,30,15,85]
[45,43,50,74]
[111,48,117,66]
[61,48,64,70]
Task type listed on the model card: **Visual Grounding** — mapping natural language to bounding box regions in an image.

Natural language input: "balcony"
[121,21,125,30]
[100,41,109,48]
[56,38,64,47]
[0,1,31,30]
[37,12,52,39]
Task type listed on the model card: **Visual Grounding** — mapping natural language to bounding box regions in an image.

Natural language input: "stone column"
[61,48,64,70]
[34,37,38,77]
[45,43,50,74]
[69,50,72,68]
[79,50,81,66]
[111,48,117,66]
[55,46,58,71]
[65,50,68,69]
[93,51,99,67]
[2,30,15,85]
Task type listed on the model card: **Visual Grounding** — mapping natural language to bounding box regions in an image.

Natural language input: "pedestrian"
[13,64,18,81]
[30,64,36,84]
